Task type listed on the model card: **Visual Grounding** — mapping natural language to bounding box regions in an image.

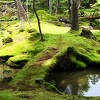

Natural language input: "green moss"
[19,28,25,32]
[0,91,26,100]
[7,54,30,63]
[2,37,13,45]
[0,20,100,100]
[27,28,37,33]
[0,1,15,3]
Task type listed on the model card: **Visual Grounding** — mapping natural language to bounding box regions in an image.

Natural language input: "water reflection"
[46,68,100,96]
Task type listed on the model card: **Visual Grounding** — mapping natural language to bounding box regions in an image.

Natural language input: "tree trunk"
[49,0,52,14]
[92,0,95,4]
[68,0,71,21]
[71,0,79,30]
[55,0,59,14]
[16,0,25,26]
[33,0,43,41]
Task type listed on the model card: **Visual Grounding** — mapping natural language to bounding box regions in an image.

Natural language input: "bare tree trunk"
[16,0,26,26]
[71,0,79,30]
[55,0,59,14]
[33,0,43,41]
[16,0,31,27]
[49,0,52,14]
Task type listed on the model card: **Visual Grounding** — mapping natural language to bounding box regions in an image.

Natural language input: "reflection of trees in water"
[67,73,100,96]
[64,84,72,94]
[62,71,100,96]
[78,82,90,96]
[88,74,100,85]
[47,68,100,96]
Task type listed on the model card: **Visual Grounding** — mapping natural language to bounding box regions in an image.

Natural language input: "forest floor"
[0,20,100,100]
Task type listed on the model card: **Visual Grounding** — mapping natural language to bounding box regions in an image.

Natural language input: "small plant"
[27,28,37,33]
[2,37,13,45]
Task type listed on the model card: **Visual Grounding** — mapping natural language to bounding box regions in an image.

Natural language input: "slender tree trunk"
[71,0,79,30]
[49,0,52,14]
[33,0,43,41]
[55,0,59,14]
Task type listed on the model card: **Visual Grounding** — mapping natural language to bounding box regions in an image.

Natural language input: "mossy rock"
[27,28,37,33]
[2,37,13,45]
[19,28,25,32]
[7,59,28,68]
[80,29,96,40]
[45,47,88,73]
[28,33,40,41]
[0,55,13,62]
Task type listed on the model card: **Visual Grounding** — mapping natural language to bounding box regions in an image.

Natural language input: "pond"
[46,68,100,96]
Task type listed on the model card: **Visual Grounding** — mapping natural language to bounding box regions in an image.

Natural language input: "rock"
[2,77,12,82]
[58,16,70,24]
[0,56,13,62]
[7,60,28,68]
[2,37,13,45]
[80,28,96,40]
[80,25,93,30]
[35,78,44,84]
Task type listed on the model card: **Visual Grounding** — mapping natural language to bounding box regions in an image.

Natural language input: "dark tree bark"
[68,0,71,21]
[33,0,43,41]
[71,0,79,30]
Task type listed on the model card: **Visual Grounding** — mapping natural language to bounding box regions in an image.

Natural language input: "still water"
[46,68,100,96]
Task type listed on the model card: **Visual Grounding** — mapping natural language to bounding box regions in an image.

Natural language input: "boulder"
[80,28,96,40]
[58,16,70,24]
[80,25,93,30]
[35,78,44,84]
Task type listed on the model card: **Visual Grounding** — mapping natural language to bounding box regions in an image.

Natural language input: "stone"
[35,78,44,84]
[80,25,93,30]
[58,16,70,24]
[80,28,96,40]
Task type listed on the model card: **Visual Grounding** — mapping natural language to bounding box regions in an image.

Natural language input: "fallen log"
[82,16,100,19]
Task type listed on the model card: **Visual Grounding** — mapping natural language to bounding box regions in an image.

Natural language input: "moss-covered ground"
[0,19,100,100]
